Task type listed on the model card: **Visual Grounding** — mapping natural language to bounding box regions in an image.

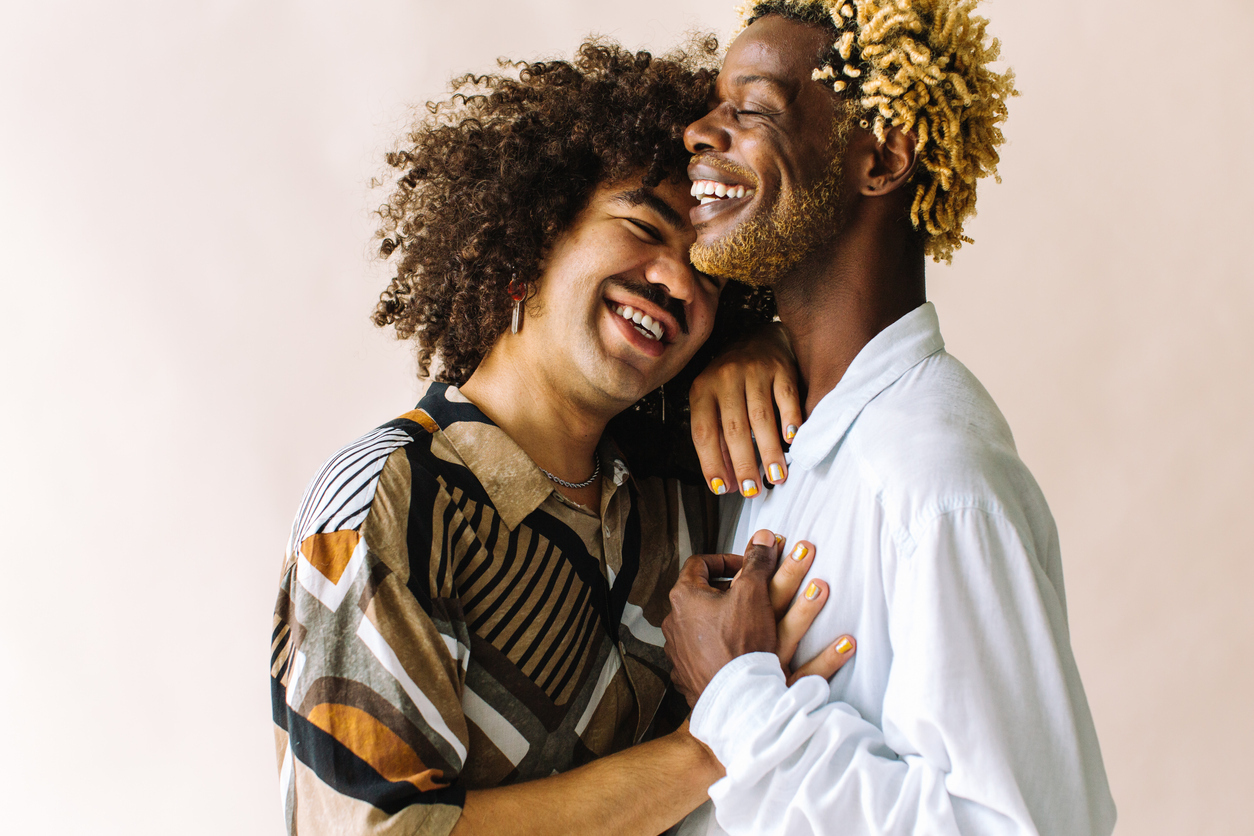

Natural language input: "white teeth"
[699,196,716,205]
[611,303,663,341]
[690,179,755,202]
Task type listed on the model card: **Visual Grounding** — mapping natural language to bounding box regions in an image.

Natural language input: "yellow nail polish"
[768,463,784,483]
[785,425,798,442]
[742,480,759,497]
[789,544,809,562]
[774,534,785,548]
[710,478,727,495]
[804,582,820,600]
[835,636,854,654]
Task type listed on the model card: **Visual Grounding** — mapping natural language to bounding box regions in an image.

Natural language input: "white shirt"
[679,303,1115,836]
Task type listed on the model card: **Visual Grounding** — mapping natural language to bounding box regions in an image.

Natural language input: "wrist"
[672,725,725,783]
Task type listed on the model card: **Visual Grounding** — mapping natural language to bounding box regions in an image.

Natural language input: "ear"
[858,124,918,197]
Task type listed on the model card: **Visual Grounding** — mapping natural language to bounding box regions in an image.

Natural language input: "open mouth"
[690,179,756,206]
[610,302,664,342]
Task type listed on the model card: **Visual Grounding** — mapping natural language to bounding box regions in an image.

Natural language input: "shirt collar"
[787,302,946,471]
[415,383,632,530]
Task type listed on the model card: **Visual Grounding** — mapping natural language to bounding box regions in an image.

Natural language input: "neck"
[460,340,610,489]
[772,216,926,417]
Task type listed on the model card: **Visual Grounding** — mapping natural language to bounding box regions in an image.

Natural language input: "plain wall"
[1,1,1250,833]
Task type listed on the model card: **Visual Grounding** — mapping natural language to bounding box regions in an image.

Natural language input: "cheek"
[741,133,789,189]
[689,291,722,345]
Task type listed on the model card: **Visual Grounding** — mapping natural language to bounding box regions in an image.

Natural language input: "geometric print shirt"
[271,382,711,836]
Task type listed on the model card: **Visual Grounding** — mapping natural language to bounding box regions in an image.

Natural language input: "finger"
[718,432,738,495]
[716,388,764,499]
[786,634,856,686]
[745,377,788,486]
[677,552,736,586]
[774,372,804,448]
[777,579,828,666]
[735,529,780,586]
[769,539,815,617]
[689,387,736,496]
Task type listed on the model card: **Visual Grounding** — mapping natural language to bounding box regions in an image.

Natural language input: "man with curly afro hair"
[271,36,857,836]
[665,3,1116,835]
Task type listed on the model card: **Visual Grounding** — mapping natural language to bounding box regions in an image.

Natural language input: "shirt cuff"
[689,652,787,764]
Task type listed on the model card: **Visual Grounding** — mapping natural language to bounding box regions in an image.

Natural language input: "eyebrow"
[613,188,687,233]
[731,73,788,89]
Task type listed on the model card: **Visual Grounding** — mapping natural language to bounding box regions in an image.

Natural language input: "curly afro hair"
[373,37,775,400]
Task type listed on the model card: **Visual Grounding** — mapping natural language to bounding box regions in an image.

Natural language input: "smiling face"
[685,15,851,285]
[517,175,725,412]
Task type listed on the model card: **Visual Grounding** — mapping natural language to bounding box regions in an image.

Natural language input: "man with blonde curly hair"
[664,2,1117,834]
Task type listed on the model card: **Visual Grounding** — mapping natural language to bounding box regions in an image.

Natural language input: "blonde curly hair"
[740,0,1017,262]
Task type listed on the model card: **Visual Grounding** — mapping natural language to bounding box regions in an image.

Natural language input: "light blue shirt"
[684,303,1115,836]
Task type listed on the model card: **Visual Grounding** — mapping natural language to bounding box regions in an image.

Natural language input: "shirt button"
[603,525,611,538]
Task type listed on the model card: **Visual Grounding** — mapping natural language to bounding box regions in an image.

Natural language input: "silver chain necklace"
[540,456,600,490]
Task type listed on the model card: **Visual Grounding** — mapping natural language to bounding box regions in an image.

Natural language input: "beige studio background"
[1,0,1251,833]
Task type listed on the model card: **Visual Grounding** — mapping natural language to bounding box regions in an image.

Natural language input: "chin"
[691,235,793,288]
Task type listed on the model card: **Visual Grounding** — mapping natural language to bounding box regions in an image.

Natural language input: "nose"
[684,106,732,155]
[645,248,698,305]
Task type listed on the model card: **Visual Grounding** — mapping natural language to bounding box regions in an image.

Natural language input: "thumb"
[738,529,779,584]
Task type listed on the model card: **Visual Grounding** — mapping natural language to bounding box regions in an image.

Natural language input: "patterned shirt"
[271,383,713,835]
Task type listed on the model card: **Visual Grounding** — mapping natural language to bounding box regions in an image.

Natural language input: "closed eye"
[628,218,663,242]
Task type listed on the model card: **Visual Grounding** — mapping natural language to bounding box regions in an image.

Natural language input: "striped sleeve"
[272,432,471,836]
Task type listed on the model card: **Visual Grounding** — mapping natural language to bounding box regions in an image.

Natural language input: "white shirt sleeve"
[689,507,1115,836]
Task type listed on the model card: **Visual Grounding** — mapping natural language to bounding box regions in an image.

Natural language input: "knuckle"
[748,405,774,425]
[690,421,718,445]
[723,417,749,438]
[744,546,774,567]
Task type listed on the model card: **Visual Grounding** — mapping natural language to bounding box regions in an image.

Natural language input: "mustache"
[689,153,761,189]
[607,275,688,334]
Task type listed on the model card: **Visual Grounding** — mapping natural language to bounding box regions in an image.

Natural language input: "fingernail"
[789,544,809,562]
[767,463,784,483]
[785,425,798,442]
[752,530,776,546]
[741,480,759,497]
[774,534,785,549]
[804,582,820,600]
[835,636,854,654]
[710,478,727,495]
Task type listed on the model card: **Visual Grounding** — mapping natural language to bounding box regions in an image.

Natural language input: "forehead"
[721,15,832,91]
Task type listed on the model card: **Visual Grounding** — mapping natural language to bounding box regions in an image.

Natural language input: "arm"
[689,321,803,496]
[453,726,719,836]
[273,448,472,836]
[669,511,1116,835]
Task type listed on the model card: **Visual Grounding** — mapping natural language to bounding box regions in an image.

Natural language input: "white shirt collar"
[788,302,946,470]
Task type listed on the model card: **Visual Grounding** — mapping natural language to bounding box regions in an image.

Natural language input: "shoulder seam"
[287,427,418,556]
